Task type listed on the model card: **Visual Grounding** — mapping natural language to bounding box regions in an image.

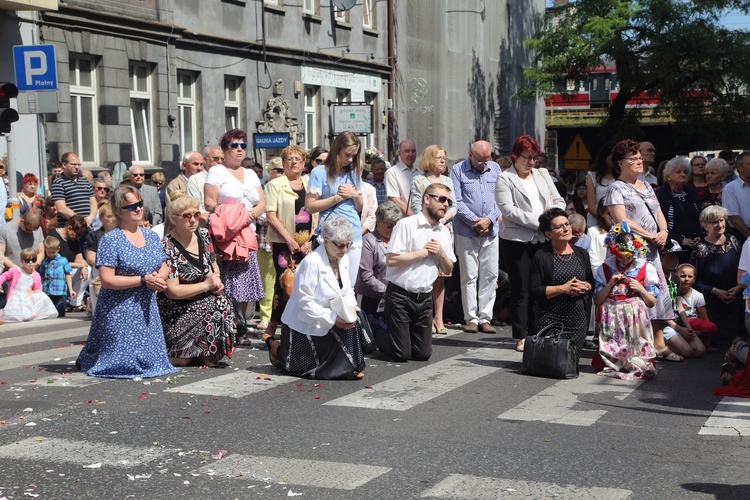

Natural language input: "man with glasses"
[128,166,163,226]
[0,209,44,272]
[50,152,97,228]
[385,139,419,214]
[450,140,502,334]
[384,183,456,362]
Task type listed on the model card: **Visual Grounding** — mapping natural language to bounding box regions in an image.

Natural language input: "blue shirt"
[367,179,387,206]
[450,158,502,238]
[308,165,363,242]
[40,254,72,296]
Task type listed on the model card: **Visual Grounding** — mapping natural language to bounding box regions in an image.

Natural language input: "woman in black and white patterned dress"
[529,208,595,365]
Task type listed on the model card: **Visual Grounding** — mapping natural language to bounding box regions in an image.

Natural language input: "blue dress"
[77,227,180,379]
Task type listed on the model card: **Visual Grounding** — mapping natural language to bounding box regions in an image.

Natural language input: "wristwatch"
[141,275,146,286]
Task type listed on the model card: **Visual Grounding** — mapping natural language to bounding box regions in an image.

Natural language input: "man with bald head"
[0,209,44,272]
[189,144,222,215]
[450,140,502,333]
[385,139,419,213]
[167,151,204,206]
[50,152,96,228]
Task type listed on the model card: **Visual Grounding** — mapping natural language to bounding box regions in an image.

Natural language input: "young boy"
[39,236,75,317]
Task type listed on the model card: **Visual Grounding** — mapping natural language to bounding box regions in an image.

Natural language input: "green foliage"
[521,0,750,147]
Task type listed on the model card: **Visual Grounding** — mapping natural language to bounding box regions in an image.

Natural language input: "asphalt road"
[0,316,748,500]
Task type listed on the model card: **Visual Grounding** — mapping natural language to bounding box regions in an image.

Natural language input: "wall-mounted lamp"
[294,80,302,96]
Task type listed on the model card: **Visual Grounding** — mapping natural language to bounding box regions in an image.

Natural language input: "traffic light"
[0,82,19,135]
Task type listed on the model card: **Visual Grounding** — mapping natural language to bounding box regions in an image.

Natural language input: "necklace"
[553,246,573,261]
[615,259,631,272]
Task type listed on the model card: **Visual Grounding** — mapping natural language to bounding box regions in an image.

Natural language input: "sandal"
[656,347,683,362]
[515,339,525,352]
[435,327,448,335]
[265,337,280,368]
[720,362,738,385]
[725,337,744,365]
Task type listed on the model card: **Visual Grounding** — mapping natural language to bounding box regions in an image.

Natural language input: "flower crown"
[604,221,648,258]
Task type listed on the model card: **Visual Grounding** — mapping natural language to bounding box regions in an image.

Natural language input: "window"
[264,0,280,5]
[69,55,98,165]
[177,71,197,155]
[129,63,153,164]
[304,86,319,149]
[334,7,349,23]
[336,88,350,103]
[225,76,242,131]
[303,0,317,15]
[362,0,374,29]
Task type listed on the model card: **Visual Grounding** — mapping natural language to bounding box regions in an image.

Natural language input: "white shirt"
[205,165,262,211]
[187,170,209,211]
[385,212,456,293]
[385,161,419,205]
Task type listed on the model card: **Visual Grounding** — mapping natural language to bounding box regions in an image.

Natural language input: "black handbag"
[521,322,578,379]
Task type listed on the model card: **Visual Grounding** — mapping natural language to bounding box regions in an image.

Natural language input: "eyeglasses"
[272,167,285,173]
[229,142,248,150]
[211,156,225,162]
[179,211,201,221]
[314,158,326,164]
[551,221,572,231]
[22,258,36,263]
[472,154,492,165]
[153,181,163,186]
[328,240,350,250]
[123,200,144,211]
[519,154,536,162]
[131,173,145,178]
[623,157,643,163]
[426,194,453,207]
[95,186,110,192]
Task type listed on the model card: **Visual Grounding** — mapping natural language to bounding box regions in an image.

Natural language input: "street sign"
[563,134,592,170]
[332,103,373,135]
[253,132,290,149]
[12,44,58,92]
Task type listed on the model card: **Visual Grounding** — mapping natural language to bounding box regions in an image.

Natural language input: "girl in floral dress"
[593,223,659,380]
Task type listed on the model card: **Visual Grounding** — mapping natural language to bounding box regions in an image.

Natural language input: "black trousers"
[500,239,544,340]
[48,294,67,318]
[384,283,433,362]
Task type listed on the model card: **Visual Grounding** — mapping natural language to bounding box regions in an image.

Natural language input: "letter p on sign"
[23,51,47,86]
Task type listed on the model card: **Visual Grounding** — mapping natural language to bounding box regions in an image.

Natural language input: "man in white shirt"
[384,183,456,362]
[188,144,221,220]
[384,139,418,213]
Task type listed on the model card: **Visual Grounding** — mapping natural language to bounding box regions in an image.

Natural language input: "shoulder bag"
[521,322,578,379]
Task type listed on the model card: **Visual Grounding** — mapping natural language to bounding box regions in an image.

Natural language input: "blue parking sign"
[13,45,58,91]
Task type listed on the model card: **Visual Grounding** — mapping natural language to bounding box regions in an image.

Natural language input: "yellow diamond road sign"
[563,135,592,170]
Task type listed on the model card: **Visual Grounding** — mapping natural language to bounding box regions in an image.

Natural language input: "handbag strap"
[532,321,564,339]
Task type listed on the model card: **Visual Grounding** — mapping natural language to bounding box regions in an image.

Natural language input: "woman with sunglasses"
[158,193,235,367]
[204,129,266,319]
[151,172,167,212]
[76,185,179,379]
[90,180,111,230]
[407,145,457,334]
[304,146,328,178]
[272,215,367,380]
[264,145,316,342]
[18,173,43,216]
[306,131,364,285]
[495,135,566,352]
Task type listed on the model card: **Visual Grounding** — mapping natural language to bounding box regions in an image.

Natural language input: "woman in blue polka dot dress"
[77,185,179,379]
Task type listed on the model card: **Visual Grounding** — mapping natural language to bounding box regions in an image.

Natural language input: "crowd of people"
[2,133,750,392]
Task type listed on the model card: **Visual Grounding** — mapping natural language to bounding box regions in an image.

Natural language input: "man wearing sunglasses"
[384,183,456,362]
[450,140,502,334]
[50,152,97,229]
[128,166,163,226]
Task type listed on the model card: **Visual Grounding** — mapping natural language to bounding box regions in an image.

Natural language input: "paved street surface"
[1,317,748,499]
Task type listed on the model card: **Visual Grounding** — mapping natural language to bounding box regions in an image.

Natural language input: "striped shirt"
[50,174,93,226]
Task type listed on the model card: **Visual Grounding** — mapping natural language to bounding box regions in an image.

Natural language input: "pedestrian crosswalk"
[1,320,749,498]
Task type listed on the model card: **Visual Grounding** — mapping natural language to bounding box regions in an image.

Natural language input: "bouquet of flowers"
[365,146,385,160]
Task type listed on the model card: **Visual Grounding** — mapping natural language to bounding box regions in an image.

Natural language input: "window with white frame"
[304,86,319,150]
[264,0,280,5]
[303,0,317,15]
[225,76,241,131]
[177,71,197,155]
[69,55,98,165]
[334,7,349,22]
[364,92,376,149]
[363,0,374,29]
[129,62,153,164]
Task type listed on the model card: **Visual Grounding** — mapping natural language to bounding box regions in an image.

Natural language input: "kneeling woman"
[273,215,366,380]
[158,193,236,367]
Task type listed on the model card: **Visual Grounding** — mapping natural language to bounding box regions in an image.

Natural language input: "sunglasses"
[229,142,248,150]
[23,258,36,263]
[426,194,453,207]
[272,167,285,173]
[123,200,144,211]
[95,186,110,192]
[328,240,350,250]
[131,173,145,178]
[211,156,225,162]
[314,158,325,164]
[153,181,163,187]
[179,211,201,221]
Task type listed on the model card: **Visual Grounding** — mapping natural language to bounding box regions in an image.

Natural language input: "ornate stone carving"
[256,79,305,145]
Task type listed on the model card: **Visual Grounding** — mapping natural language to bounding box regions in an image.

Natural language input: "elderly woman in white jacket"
[273,215,367,380]
[495,135,566,352]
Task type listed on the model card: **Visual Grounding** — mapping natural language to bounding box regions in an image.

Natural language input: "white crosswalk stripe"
[698,397,750,436]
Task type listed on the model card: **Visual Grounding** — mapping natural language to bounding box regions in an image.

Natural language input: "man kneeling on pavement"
[382,183,456,362]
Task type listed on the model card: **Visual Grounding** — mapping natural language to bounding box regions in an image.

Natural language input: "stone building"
[0,0,544,185]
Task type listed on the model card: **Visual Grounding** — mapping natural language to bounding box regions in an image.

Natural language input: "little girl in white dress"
[0,247,58,323]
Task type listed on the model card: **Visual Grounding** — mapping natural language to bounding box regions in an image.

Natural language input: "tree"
[519,0,750,148]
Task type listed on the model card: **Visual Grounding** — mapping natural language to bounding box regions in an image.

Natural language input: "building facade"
[1,0,543,185]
